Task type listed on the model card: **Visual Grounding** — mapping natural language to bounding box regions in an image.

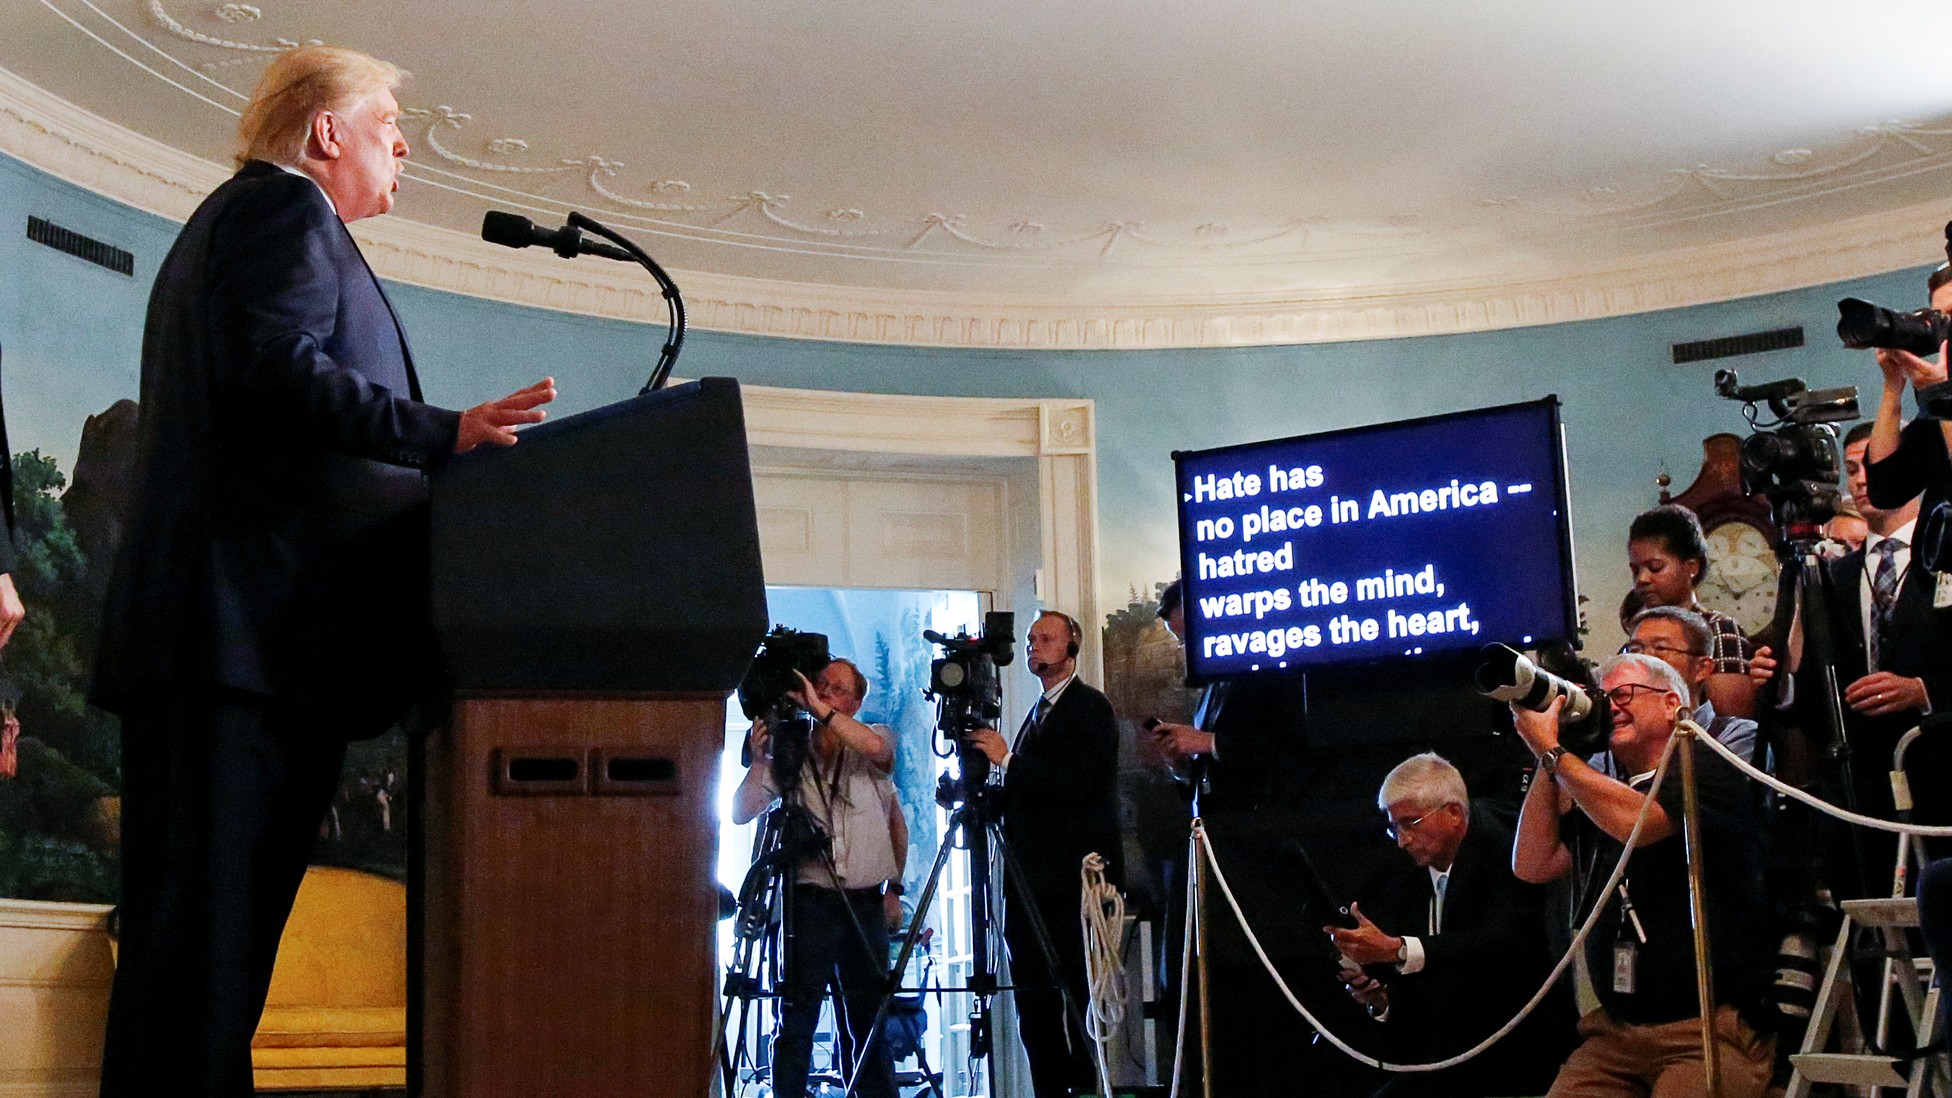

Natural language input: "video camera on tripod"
[737,625,832,789]
[1714,369,1859,532]
[924,611,1016,740]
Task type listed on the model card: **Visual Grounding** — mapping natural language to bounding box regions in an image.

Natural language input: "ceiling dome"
[7,0,1951,347]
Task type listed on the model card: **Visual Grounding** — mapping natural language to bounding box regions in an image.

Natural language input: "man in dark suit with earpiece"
[970,609,1122,1097]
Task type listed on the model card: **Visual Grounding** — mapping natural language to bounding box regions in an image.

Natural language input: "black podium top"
[430,377,767,693]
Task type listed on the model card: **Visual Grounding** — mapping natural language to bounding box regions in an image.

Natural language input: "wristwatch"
[1538,745,1569,775]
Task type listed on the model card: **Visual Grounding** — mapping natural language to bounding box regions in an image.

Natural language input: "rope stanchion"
[1691,723,1952,836]
[1168,826,1198,1098]
[1188,731,1681,1073]
[1079,852,1126,1098]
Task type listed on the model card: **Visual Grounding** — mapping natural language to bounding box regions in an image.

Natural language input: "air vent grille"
[1671,326,1804,364]
[26,216,134,276]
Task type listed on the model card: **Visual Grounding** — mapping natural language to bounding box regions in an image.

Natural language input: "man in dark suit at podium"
[970,610,1122,1097]
[91,45,555,1096]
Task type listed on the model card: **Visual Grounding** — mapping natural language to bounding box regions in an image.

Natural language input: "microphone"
[481,211,634,262]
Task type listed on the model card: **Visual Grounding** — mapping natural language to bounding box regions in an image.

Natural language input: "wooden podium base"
[419,694,724,1096]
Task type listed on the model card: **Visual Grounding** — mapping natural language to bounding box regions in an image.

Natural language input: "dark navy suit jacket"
[94,161,460,736]
[1359,807,1575,1094]
[1814,542,1952,826]
[997,678,1123,899]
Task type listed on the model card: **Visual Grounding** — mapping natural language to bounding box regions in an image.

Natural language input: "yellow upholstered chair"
[251,866,407,1091]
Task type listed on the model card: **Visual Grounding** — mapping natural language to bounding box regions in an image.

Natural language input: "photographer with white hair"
[1511,654,1774,1097]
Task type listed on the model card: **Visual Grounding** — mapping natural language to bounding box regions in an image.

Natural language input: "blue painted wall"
[2,150,1937,649]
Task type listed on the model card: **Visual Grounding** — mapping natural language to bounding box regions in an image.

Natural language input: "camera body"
[737,626,832,721]
[1837,297,1951,357]
[1475,642,1612,756]
[924,611,1016,741]
[737,626,832,788]
[1715,370,1858,531]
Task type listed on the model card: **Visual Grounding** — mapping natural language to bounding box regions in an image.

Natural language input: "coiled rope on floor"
[1079,851,1128,1098]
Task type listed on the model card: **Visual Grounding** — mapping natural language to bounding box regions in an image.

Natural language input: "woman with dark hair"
[1627,504,1760,718]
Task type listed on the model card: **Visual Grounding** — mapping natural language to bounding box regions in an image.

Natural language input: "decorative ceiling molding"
[123,0,1952,267]
[2,62,1945,350]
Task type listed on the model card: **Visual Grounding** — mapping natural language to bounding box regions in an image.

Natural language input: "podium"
[420,378,766,1096]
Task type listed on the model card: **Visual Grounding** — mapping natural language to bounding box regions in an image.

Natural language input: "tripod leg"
[841,806,967,1098]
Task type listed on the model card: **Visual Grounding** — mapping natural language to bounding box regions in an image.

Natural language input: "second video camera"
[1715,369,1858,530]
[924,611,1016,740]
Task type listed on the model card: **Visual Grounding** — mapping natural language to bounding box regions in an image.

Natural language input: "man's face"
[1385,798,1467,871]
[1844,439,1918,527]
[1826,513,1869,553]
[813,662,864,718]
[1601,665,1681,762]
[1026,615,1073,675]
[1624,618,1708,703]
[1628,538,1697,609]
[320,87,408,222]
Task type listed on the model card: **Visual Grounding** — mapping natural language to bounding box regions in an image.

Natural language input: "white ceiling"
[7,0,1952,346]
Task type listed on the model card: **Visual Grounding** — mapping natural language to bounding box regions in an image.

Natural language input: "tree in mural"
[867,611,939,898]
[1101,580,1200,925]
[0,450,120,902]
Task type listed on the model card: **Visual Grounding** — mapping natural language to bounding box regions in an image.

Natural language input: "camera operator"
[1627,504,1762,719]
[965,610,1121,1098]
[1511,654,1775,1098]
[1865,265,1952,510]
[732,657,900,1098]
[1792,421,1952,900]
[1326,753,1574,1098]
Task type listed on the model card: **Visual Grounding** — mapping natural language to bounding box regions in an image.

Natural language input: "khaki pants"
[1547,1007,1774,1098]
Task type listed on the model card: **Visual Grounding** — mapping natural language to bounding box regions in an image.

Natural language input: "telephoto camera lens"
[1836,297,1952,356]
[1474,643,1595,723]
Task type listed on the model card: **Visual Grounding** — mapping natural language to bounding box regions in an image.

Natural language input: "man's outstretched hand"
[456,378,557,453]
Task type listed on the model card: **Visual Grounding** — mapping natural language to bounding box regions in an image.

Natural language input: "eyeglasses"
[1603,682,1671,708]
[1622,641,1703,660]
[1385,808,1441,841]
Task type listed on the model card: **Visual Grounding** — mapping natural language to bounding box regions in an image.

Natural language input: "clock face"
[1697,521,1780,635]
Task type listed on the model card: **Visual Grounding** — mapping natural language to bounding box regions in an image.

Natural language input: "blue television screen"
[1173,398,1578,680]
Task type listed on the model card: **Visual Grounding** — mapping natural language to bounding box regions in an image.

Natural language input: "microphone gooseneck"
[479,211,686,393]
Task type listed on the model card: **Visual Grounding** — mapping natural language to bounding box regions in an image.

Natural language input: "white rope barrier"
[1689,720,1952,836]
[1183,730,1681,1074]
[1078,852,1127,1098]
[1159,714,1949,1080]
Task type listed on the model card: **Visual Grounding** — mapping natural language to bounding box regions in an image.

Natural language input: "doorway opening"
[717,585,992,1096]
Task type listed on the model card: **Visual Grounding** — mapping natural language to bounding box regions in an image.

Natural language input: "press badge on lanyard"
[1612,881,1648,995]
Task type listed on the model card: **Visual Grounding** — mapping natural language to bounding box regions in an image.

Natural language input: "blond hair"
[235,46,404,168]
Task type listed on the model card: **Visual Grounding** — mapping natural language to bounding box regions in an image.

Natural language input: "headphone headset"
[1039,610,1083,658]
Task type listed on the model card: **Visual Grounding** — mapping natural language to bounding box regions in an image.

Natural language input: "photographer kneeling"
[733,658,901,1098]
[1511,654,1775,1098]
